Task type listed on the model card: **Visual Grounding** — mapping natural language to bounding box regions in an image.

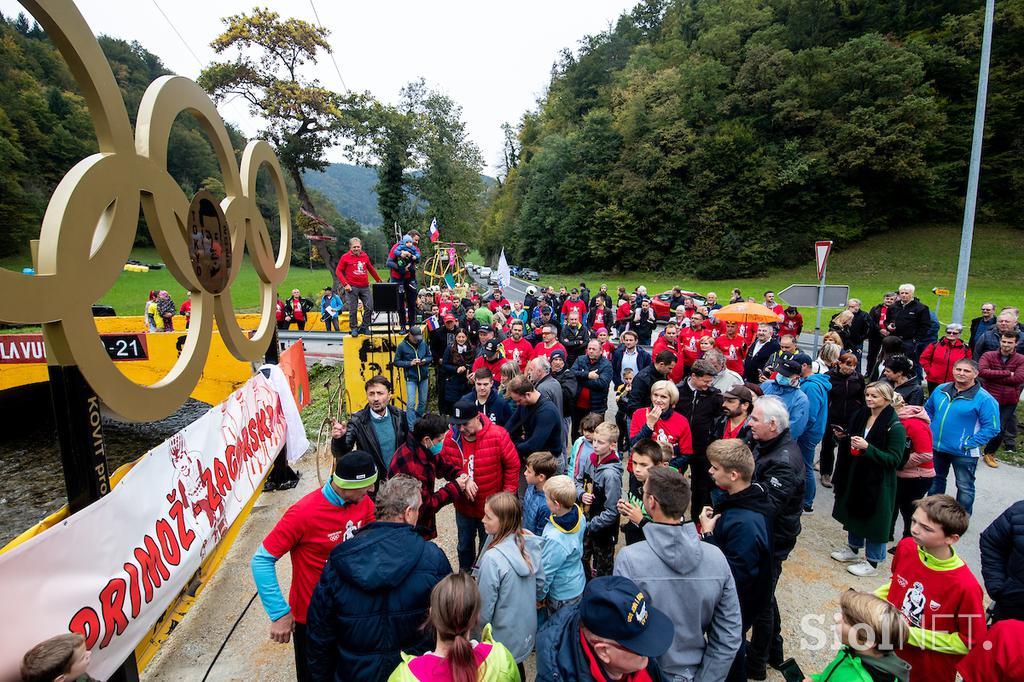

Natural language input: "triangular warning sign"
[815,241,833,280]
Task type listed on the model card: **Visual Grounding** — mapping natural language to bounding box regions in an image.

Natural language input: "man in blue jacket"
[571,339,614,434]
[926,358,1001,515]
[759,359,809,441]
[394,328,432,428]
[794,353,830,513]
[305,475,451,682]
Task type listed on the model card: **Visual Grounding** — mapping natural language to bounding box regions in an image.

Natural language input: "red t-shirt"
[261,489,375,623]
[439,301,455,317]
[601,341,615,362]
[534,341,567,359]
[629,409,693,455]
[716,334,747,375]
[561,299,587,320]
[679,328,704,366]
[472,354,508,379]
[885,537,986,682]
[736,323,758,345]
[615,301,632,322]
[502,338,534,371]
[335,251,381,288]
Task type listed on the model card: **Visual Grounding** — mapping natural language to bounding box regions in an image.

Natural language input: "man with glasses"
[533,323,567,360]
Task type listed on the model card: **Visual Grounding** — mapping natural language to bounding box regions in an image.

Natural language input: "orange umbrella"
[711,301,781,323]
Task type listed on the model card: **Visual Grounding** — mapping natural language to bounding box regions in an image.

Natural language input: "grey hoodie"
[614,522,742,682]
[474,532,545,663]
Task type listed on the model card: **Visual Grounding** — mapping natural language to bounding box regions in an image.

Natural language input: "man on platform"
[335,237,382,336]
[386,231,421,333]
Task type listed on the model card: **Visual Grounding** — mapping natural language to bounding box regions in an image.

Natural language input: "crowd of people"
[43,260,1020,682]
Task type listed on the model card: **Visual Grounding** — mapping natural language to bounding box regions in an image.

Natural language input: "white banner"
[0,373,288,681]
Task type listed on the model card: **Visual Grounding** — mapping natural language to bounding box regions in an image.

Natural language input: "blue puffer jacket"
[923,382,1000,457]
[570,354,614,412]
[394,338,432,383]
[798,373,831,446]
[760,380,810,441]
[305,522,452,682]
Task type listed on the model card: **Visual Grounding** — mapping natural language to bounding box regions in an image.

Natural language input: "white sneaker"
[831,547,861,563]
[847,561,879,577]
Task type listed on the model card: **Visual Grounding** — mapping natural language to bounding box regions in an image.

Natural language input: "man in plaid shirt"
[389,413,476,539]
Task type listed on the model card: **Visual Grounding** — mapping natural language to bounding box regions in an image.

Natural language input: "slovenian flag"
[429,217,440,242]
[425,314,440,332]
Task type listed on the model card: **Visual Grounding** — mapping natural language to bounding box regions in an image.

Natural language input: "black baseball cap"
[776,358,802,377]
[579,576,674,658]
[791,352,813,367]
[449,400,480,425]
[478,324,493,333]
[484,339,501,355]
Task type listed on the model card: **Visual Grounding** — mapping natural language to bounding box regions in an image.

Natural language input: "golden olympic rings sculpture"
[0,0,291,421]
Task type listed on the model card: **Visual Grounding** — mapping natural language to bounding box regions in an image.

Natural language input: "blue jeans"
[799,439,817,507]
[848,531,887,564]
[456,513,487,571]
[405,377,429,428]
[929,451,978,515]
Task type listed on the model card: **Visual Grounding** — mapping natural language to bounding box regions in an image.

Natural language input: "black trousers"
[893,477,934,538]
[747,557,784,673]
[689,455,713,520]
[293,621,311,682]
[820,427,837,477]
[985,402,1019,453]
[394,281,418,329]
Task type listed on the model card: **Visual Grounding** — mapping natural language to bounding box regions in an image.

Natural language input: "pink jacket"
[897,405,933,478]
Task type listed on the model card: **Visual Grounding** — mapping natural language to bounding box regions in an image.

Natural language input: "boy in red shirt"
[252,451,377,682]
[876,494,986,682]
[335,237,382,335]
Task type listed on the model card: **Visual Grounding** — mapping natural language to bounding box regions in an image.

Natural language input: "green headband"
[333,471,378,490]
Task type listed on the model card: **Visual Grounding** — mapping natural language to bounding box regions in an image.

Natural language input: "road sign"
[932,287,950,296]
[815,240,833,280]
[779,284,850,308]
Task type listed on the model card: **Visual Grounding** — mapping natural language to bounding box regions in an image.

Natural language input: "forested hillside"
[482,0,1024,278]
[303,163,382,227]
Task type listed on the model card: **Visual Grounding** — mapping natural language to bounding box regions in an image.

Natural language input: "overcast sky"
[3,0,639,174]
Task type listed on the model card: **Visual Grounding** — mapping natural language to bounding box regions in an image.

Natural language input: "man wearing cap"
[715,385,755,448]
[305,475,451,682]
[793,352,830,512]
[428,313,459,403]
[589,283,612,315]
[502,320,534,371]
[743,324,779,383]
[461,368,513,427]
[561,310,591,366]
[505,375,565,462]
[394,327,433,428]
[252,451,378,682]
[759,358,809,441]
[442,400,520,570]
[529,304,559,341]
[612,330,652,390]
[614,467,742,682]
[332,376,408,477]
[472,338,508,378]
[537,575,674,681]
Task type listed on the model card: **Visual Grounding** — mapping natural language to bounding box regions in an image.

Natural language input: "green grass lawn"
[528,223,1024,323]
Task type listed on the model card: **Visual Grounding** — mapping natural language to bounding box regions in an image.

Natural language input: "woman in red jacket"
[918,323,970,392]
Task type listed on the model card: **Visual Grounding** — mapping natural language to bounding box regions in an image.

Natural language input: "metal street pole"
[813,264,826,357]
[952,0,996,325]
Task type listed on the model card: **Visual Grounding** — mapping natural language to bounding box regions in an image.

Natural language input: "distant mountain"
[303,164,382,227]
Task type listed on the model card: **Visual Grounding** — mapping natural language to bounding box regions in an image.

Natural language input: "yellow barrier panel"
[343,333,408,413]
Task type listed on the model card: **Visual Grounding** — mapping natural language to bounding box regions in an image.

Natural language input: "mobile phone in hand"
[778,657,805,682]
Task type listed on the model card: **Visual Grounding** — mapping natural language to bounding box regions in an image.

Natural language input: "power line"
[149,0,204,70]
[308,0,350,93]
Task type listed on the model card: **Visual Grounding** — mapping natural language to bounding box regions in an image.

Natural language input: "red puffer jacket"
[978,350,1024,406]
[441,415,519,518]
[919,337,970,384]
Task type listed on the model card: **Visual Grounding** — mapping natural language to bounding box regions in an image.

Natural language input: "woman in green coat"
[829,381,907,578]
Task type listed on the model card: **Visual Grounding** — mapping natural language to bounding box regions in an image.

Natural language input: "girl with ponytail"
[473,492,544,679]
[388,573,519,681]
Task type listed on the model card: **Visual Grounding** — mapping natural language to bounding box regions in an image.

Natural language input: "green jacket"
[388,624,520,682]
[812,647,910,682]
[832,406,906,543]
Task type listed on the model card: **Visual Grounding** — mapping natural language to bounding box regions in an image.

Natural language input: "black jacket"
[868,303,889,343]
[560,324,591,365]
[626,364,671,416]
[460,386,513,427]
[827,368,865,427]
[305,522,452,682]
[536,604,666,682]
[674,380,724,459]
[888,297,931,350]
[552,368,579,418]
[980,500,1024,622]
[892,379,925,407]
[743,338,780,383]
[706,483,775,627]
[505,395,564,458]
[713,414,754,450]
[752,430,805,560]
[332,405,408,476]
[849,310,872,348]
[571,355,614,412]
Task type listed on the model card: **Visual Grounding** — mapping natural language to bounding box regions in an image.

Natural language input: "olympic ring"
[0,0,291,421]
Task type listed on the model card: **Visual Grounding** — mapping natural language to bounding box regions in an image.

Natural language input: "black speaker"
[372,283,402,313]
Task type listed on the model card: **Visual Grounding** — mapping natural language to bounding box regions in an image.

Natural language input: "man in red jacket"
[442,401,519,570]
[979,330,1024,468]
[335,237,382,336]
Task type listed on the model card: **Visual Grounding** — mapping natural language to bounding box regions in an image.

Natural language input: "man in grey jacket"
[614,467,742,682]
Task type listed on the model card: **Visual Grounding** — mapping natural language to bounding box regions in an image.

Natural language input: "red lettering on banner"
[123,561,142,618]
[69,607,101,649]
[247,418,259,449]
[134,535,169,603]
[167,493,196,552]
[98,578,129,648]
[257,407,273,439]
[225,444,239,478]
[199,467,223,520]
[155,519,181,566]
[213,457,231,497]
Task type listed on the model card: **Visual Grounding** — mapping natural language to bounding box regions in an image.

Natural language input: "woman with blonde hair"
[830,381,907,577]
[830,309,855,351]
[497,361,521,400]
[627,380,692,469]
[388,573,519,682]
[814,341,842,374]
[804,590,910,681]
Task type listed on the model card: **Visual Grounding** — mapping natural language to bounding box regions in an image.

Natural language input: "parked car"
[479,267,492,280]
[488,272,500,285]
[650,290,707,320]
[520,268,540,281]
[465,261,475,271]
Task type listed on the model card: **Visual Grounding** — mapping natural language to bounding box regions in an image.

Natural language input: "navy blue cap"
[579,576,674,657]
[791,352,813,366]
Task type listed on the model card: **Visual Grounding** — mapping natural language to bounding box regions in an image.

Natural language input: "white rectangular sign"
[0,373,288,681]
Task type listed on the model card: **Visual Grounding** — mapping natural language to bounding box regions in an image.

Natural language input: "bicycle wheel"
[315,419,334,486]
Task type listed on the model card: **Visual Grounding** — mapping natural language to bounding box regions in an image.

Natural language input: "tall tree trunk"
[290,168,342,293]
